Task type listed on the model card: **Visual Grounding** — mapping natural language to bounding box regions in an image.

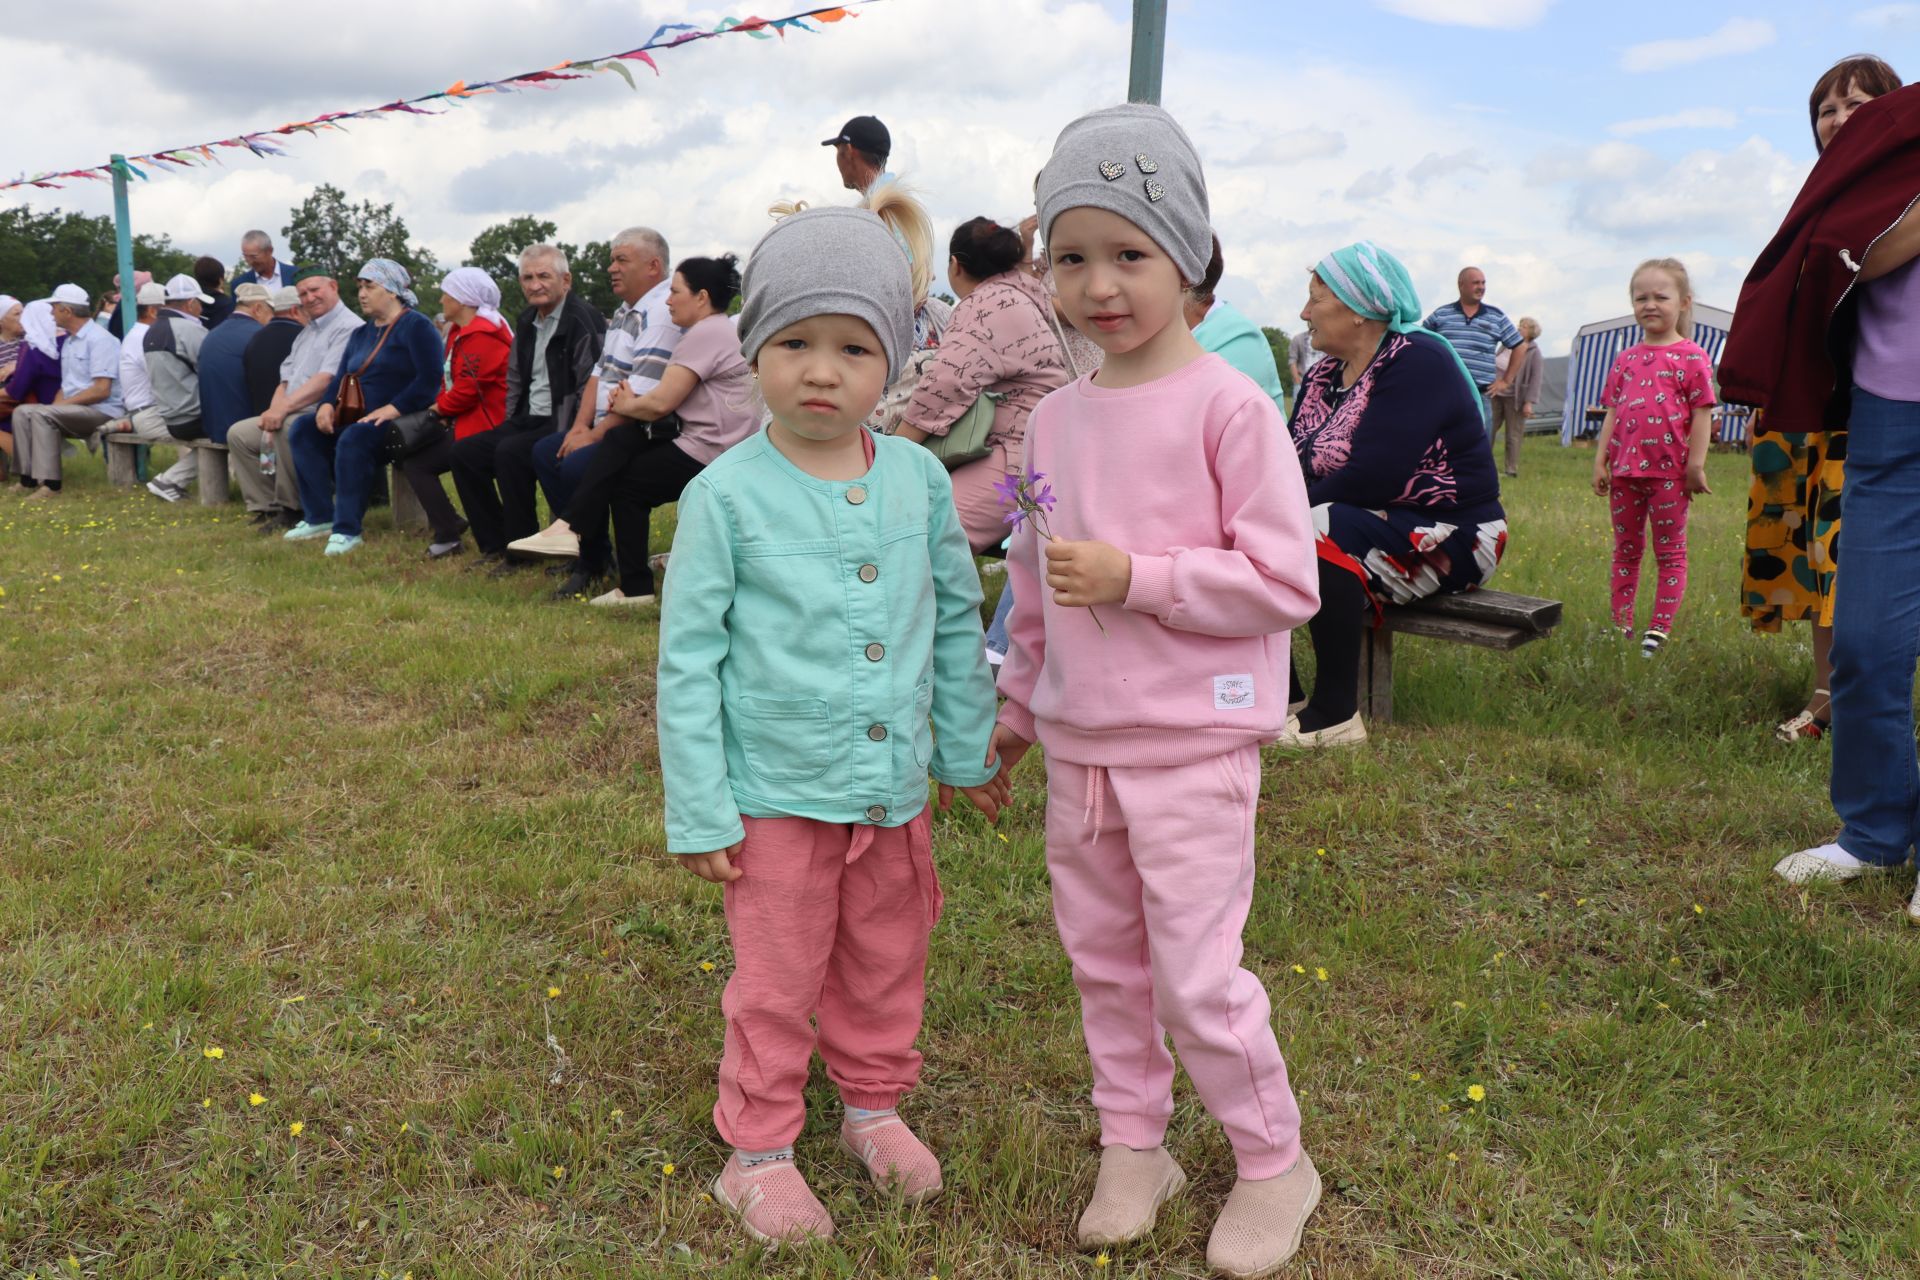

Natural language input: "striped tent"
[1559,304,1750,446]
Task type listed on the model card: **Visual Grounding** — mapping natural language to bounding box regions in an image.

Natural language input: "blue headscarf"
[1313,241,1479,402]
[357,258,418,309]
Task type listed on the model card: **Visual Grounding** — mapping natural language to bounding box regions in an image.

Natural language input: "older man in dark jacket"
[450,245,607,560]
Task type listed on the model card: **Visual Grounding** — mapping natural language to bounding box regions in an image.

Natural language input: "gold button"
[868,724,888,742]
[865,642,885,661]
[858,564,878,583]
[866,804,887,822]
[846,486,867,505]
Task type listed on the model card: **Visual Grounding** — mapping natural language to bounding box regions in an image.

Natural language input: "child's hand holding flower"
[679,843,745,883]
[1044,539,1132,608]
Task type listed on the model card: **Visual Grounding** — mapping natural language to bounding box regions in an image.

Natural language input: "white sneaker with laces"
[1773,842,1876,884]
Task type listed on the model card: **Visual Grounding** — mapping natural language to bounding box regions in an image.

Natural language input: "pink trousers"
[715,811,941,1150]
[1609,476,1691,635]
[1044,747,1304,1180]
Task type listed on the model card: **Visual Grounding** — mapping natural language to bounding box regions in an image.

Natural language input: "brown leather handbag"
[334,319,397,427]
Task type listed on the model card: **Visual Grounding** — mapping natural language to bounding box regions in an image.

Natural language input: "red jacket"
[1720,84,1920,430]
[435,314,512,439]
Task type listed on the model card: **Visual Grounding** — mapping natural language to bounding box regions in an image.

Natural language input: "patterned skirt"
[1742,412,1842,631]
[1312,502,1508,615]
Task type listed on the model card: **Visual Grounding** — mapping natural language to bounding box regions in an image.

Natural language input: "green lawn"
[3,438,1916,1279]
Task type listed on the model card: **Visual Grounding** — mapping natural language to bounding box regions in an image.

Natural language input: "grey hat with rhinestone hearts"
[1035,103,1211,284]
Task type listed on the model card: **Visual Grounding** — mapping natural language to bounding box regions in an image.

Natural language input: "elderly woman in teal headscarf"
[1281,241,1507,747]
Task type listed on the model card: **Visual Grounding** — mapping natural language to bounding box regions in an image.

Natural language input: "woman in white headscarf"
[400,266,513,558]
[2,297,61,481]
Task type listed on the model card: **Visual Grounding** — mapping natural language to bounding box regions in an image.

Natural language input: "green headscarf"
[1313,240,1480,403]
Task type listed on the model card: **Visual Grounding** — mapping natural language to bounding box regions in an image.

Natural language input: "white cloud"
[1238,128,1347,167]
[1853,3,1920,30]
[1407,150,1488,186]
[1346,168,1397,201]
[1620,18,1775,73]
[1375,0,1554,28]
[1608,108,1739,138]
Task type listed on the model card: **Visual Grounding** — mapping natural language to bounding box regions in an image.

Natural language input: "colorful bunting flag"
[1,2,879,192]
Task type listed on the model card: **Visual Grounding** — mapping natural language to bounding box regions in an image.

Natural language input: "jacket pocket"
[912,679,934,770]
[733,695,834,783]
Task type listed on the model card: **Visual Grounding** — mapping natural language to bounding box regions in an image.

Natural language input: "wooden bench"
[104,435,231,506]
[1358,588,1561,725]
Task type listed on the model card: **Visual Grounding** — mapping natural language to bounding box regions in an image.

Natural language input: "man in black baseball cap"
[821,114,893,198]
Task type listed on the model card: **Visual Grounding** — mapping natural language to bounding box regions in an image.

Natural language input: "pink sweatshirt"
[996,353,1320,766]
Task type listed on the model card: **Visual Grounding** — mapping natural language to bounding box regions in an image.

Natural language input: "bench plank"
[1393,588,1561,633]
[1380,612,1541,651]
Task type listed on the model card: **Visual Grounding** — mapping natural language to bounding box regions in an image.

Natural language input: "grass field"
[3,437,1917,1279]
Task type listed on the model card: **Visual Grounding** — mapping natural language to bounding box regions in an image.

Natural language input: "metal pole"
[1128,0,1167,104]
[110,155,149,478]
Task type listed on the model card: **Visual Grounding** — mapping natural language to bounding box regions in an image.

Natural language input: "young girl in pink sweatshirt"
[989,105,1323,1279]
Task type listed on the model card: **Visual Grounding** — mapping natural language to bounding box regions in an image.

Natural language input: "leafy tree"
[1262,325,1297,411]
[284,184,439,300]
[463,219,618,321]
[0,206,196,302]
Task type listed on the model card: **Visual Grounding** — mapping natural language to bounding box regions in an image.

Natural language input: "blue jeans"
[531,432,611,572]
[288,413,387,536]
[985,575,1014,657]
[1829,387,1920,866]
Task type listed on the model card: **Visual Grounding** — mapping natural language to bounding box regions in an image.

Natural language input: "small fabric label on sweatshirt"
[1213,674,1256,710]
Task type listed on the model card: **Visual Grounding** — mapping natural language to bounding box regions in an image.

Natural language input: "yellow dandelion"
[610,1108,625,1120]
[1466,1084,1486,1103]
[1409,1071,1423,1082]
[1315,847,1327,857]
[400,1122,411,1133]
[1536,891,1550,900]
[249,1092,266,1107]
[1314,967,1329,982]
[700,1192,713,1203]
[996,832,1009,843]
[142,1021,154,1030]
[551,1165,566,1178]
[1669,956,1682,965]
[289,1122,305,1137]
[1450,1000,1467,1010]
[1291,964,1306,974]
[50,574,61,582]
[1576,897,1588,906]
[547,986,562,999]
[1446,1151,1459,1163]
[202,1046,225,1059]
[662,1162,676,1176]
[1492,951,1506,963]
[1693,903,1704,915]
[1095,1253,1111,1268]
[1439,1103,1451,1112]
[700,962,716,973]
[201,1097,212,1108]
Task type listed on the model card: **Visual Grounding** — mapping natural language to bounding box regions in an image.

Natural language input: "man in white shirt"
[14,284,124,496]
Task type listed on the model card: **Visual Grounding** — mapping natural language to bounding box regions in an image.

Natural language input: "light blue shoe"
[283,520,330,541]
[323,534,363,557]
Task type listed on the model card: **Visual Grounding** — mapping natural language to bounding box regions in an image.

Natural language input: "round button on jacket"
[858,564,878,583]
[865,642,885,661]
[846,486,868,505]
[865,804,887,822]
[867,724,888,742]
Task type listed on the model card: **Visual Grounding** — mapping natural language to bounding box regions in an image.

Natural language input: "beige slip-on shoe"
[1206,1153,1321,1278]
[507,526,581,559]
[1277,713,1368,749]
[1077,1144,1187,1248]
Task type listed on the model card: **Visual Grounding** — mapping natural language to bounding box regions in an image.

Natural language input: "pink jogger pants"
[715,810,941,1150]
[1609,476,1691,635]
[1044,746,1304,1180]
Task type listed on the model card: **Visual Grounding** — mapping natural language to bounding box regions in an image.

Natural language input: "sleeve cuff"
[996,702,1037,744]
[666,817,746,857]
[1123,553,1176,619]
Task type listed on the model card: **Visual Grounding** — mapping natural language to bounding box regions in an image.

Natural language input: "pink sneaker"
[711,1154,834,1246]
[839,1112,943,1203]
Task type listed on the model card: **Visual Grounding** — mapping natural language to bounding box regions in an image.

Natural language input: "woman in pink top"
[508,256,759,606]
[894,218,1069,552]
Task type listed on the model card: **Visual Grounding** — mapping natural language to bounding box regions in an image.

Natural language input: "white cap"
[135,282,166,306]
[269,286,300,311]
[44,283,89,308]
[163,274,215,304]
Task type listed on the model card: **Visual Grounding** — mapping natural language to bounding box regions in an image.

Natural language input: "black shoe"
[427,538,465,560]
[248,509,274,526]
[551,569,600,600]
[545,559,576,578]
[489,556,533,578]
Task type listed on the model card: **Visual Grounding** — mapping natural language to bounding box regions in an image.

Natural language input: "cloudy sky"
[5,0,1913,352]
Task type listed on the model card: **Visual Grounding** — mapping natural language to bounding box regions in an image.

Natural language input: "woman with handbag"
[283,260,444,556]
[391,268,512,559]
[894,217,1069,553]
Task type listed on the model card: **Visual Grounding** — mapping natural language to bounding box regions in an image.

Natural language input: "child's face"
[754,314,890,442]
[1047,206,1187,357]
[1631,269,1685,338]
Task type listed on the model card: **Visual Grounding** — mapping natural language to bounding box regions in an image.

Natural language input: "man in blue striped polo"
[1425,267,1529,428]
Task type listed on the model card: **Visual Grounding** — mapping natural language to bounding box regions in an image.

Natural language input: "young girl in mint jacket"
[656,205,1008,1248]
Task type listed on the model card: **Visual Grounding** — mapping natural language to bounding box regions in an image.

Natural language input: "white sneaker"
[283,520,330,541]
[146,479,184,503]
[1773,842,1876,884]
[507,527,581,559]
[1907,879,1920,927]
[588,588,655,607]
[1277,713,1368,748]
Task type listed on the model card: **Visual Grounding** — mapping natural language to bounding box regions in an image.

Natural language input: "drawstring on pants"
[1082,766,1108,844]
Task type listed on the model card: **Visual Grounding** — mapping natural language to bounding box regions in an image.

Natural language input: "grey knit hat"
[1035,103,1211,285]
[738,206,914,385]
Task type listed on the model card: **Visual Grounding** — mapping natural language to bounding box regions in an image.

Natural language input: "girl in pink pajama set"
[991,105,1324,1279]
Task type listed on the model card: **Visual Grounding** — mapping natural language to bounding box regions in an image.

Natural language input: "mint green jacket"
[657,429,1000,855]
